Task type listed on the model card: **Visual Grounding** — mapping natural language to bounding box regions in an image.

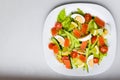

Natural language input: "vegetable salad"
[48,8,108,72]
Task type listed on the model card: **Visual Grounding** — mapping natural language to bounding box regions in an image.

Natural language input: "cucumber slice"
[51,37,62,50]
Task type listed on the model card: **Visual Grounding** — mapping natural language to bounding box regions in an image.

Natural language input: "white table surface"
[0,0,120,80]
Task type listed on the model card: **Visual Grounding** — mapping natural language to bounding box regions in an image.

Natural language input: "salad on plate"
[48,8,109,72]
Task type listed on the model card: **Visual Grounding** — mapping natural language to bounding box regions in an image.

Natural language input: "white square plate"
[43,3,116,76]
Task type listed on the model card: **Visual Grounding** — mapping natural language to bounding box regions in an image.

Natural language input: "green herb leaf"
[57,9,66,22]
[62,17,71,30]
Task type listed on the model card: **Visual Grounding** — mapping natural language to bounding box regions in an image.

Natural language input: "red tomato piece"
[98,36,105,46]
[55,22,62,30]
[51,27,57,36]
[79,54,86,62]
[80,41,88,50]
[73,29,81,38]
[64,38,70,47]
[93,57,99,64]
[94,17,105,28]
[62,56,69,61]
[80,24,88,35]
[53,45,59,54]
[91,36,97,44]
[84,13,92,23]
[71,51,78,58]
[99,45,108,53]
[63,60,71,69]
[48,43,55,49]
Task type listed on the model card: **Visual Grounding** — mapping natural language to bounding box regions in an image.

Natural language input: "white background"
[0,0,120,80]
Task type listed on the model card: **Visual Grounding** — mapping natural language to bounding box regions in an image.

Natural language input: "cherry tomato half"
[80,41,88,50]
[53,45,59,54]
[91,36,97,44]
[93,57,99,64]
[80,24,88,35]
[99,45,108,53]
[79,54,86,62]
[94,17,105,28]
[64,38,70,47]
[51,27,57,36]
[98,36,105,46]
[73,29,81,38]
[55,22,62,30]
[48,43,55,49]
[71,51,78,58]
[84,13,92,23]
